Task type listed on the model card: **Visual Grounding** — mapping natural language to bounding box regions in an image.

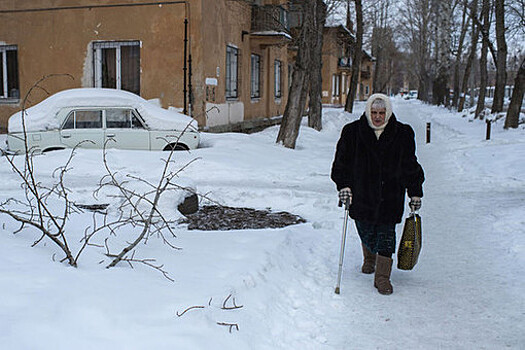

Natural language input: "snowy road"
[0,98,523,349]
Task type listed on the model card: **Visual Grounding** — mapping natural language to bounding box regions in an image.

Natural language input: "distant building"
[321,25,374,106]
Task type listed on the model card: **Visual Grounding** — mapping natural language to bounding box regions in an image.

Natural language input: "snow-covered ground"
[0,98,523,349]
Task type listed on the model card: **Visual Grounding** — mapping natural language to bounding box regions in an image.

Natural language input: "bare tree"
[491,0,507,113]
[504,57,524,128]
[367,0,399,95]
[0,75,80,267]
[277,0,326,148]
[308,0,327,131]
[458,0,480,112]
[1,76,198,280]
[475,0,491,118]
[400,0,433,102]
[431,0,454,106]
[452,0,471,108]
[344,0,363,112]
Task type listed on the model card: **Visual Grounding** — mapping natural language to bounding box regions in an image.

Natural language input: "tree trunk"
[432,0,453,106]
[277,0,313,148]
[504,57,525,128]
[345,0,363,112]
[475,0,490,118]
[459,0,479,112]
[452,0,470,109]
[491,0,507,113]
[308,0,327,131]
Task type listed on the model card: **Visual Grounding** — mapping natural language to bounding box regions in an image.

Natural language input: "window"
[332,74,340,97]
[63,110,103,129]
[251,54,261,99]
[106,109,145,129]
[94,41,140,95]
[226,45,239,98]
[106,109,131,128]
[274,60,282,98]
[0,45,19,100]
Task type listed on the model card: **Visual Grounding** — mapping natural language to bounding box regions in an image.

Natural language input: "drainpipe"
[183,17,188,114]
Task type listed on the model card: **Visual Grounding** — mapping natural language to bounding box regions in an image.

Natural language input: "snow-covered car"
[6,88,200,154]
[404,90,418,100]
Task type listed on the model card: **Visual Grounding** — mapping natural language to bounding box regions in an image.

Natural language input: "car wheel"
[43,147,66,153]
[163,143,189,151]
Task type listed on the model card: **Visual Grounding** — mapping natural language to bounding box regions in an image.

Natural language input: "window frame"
[250,54,261,99]
[226,45,239,99]
[0,45,20,102]
[93,41,141,95]
[62,109,103,130]
[61,108,146,130]
[274,59,282,99]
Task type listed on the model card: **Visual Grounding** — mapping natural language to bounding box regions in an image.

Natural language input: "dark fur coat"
[331,114,425,224]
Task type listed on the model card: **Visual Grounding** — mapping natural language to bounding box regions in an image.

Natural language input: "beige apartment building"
[322,25,374,106]
[0,0,290,132]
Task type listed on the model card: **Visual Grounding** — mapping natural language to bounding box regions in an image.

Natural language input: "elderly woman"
[331,93,425,295]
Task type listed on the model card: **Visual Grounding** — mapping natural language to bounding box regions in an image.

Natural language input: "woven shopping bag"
[397,212,422,270]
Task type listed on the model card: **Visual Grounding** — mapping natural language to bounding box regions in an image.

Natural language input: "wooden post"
[486,120,491,140]
[426,122,431,143]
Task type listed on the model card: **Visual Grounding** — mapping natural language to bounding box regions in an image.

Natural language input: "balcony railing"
[251,5,289,33]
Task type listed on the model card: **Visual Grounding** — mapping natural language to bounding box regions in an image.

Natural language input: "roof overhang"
[249,31,292,48]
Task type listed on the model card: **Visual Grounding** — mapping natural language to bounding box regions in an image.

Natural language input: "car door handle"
[62,134,71,139]
[106,134,116,138]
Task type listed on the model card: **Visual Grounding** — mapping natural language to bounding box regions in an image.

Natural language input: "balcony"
[250,5,291,47]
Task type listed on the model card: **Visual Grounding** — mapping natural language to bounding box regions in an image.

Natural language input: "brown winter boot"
[361,244,376,274]
[374,255,393,295]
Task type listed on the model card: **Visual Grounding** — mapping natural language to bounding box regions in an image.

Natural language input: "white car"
[6,88,200,154]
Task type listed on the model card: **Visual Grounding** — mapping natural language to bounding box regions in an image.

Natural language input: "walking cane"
[335,199,350,294]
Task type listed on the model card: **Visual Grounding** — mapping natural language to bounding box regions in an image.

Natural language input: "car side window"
[106,109,131,128]
[63,111,75,129]
[75,110,103,129]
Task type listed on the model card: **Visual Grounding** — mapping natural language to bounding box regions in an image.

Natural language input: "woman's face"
[370,107,387,127]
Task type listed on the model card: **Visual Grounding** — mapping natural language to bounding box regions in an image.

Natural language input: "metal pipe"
[335,202,350,294]
[183,18,188,115]
[188,53,193,117]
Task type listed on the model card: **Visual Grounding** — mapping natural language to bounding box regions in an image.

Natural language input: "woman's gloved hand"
[338,187,352,206]
[409,197,422,211]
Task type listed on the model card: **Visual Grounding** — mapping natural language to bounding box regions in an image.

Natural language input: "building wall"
[0,0,289,133]
[0,0,195,132]
[198,0,288,129]
[320,27,374,106]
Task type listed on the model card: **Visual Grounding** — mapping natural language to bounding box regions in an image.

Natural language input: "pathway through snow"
[0,99,523,349]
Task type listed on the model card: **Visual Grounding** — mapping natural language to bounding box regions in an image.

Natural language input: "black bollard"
[426,122,431,143]
[486,120,491,140]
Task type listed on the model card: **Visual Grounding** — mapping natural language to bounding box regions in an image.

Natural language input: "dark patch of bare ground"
[180,205,306,231]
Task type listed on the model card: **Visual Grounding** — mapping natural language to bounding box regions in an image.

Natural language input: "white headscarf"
[365,93,393,139]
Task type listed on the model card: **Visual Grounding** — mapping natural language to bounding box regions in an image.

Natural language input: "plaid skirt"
[355,221,396,255]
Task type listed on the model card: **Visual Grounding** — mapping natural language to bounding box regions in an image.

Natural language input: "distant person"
[331,93,425,295]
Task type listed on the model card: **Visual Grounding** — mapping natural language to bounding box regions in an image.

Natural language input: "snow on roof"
[250,31,293,40]
[8,88,197,133]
